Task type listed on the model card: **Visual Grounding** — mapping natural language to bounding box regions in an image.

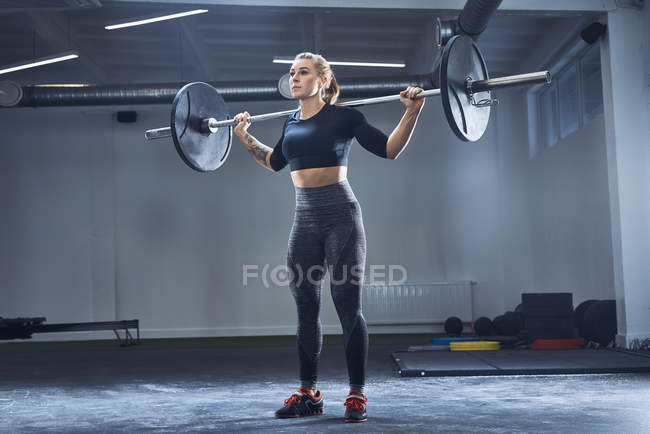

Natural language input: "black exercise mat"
[392,349,650,377]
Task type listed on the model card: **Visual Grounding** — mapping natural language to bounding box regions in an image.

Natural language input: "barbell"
[144,35,551,172]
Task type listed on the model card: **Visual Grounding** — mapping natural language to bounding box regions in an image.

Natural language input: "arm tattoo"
[242,133,271,168]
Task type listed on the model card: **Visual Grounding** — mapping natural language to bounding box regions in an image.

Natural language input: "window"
[528,41,604,158]
[540,83,558,149]
[581,43,604,124]
[559,63,579,138]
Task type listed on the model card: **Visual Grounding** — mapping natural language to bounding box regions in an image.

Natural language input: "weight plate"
[530,338,584,350]
[277,72,294,99]
[440,35,491,142]
[449,341,500,351]
[171,82,232,172]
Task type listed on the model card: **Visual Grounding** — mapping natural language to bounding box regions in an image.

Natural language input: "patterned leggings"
[287,180,368,392]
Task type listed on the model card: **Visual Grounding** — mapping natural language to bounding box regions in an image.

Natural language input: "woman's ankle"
[299,386,318,396]
[349,385,365,395]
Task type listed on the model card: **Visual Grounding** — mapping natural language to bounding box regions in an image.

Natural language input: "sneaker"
[343,392,367,423]
[274,388,324,418]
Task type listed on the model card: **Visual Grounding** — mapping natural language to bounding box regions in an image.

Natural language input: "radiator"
[362,282,475,326]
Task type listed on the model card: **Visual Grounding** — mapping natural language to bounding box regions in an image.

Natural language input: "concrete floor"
[1,343,650,433]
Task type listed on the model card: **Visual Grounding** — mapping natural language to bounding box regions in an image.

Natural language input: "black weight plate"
[440,35,491,142]
[171,82,232,172]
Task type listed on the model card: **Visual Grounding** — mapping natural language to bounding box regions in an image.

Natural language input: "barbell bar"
[143,35,552,172]
[144,72,547,140]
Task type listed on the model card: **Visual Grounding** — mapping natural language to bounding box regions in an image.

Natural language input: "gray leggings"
[288,180,368,392]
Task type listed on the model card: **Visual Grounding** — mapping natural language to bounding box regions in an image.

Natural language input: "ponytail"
[322,75,340,105]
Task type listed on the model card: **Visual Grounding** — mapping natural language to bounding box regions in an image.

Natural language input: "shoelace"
[344,396,366,412]
[283,393,302,407]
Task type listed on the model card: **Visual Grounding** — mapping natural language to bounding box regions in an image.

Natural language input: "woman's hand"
[233,111,251,138]
[399,86,425,112]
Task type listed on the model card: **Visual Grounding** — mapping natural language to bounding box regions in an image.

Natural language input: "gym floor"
[2,337,650,433]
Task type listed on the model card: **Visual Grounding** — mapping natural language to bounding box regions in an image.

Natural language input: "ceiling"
[0,1,601,86]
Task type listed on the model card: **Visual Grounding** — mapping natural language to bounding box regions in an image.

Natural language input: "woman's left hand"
[400,86,425,111]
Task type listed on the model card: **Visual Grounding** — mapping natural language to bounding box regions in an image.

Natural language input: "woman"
[233,52,424,423]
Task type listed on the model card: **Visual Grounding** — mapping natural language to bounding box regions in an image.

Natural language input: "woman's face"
[289,59,326,100]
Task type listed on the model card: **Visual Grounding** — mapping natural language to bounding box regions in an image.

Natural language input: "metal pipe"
[458,0,503,38]
[432,0,502,87]
[435,0,503,47]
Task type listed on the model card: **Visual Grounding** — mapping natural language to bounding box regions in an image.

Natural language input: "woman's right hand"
[233,111,251,138]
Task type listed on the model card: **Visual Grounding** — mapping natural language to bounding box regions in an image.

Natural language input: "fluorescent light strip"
[273,58,405,68]
[105,9,208,30]
[0,53,79,76]
[33,84,89,88]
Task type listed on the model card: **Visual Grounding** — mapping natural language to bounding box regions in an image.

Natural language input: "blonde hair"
[294,52,340,105]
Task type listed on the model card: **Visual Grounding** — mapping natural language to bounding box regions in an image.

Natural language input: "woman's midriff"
[290,166,348,188]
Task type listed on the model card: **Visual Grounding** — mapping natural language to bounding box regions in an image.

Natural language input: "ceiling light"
[0,51,79,76]
[273,57,405,68]
[105,9,208,30]
[33,84,89,87]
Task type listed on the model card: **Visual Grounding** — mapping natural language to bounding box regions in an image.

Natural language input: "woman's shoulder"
[330,105,366,129]
[329,103,363,119]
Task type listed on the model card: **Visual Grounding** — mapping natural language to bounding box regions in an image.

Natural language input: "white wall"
[486,88,615,313]
[494,89,536,312]
[1,110,113,324]
[526,115,614,303]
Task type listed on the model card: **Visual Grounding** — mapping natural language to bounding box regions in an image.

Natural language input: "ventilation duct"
[436,0,502,47]
[4,74,434,107]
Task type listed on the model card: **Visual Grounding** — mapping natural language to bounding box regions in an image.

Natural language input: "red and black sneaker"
[274,388,324,418]
[344,392,367,423]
